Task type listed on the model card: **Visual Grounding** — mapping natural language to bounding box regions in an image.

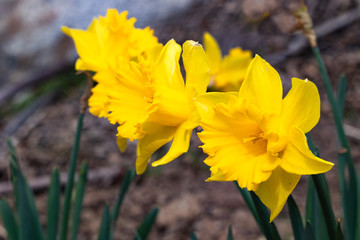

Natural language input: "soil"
[1,0,360,239]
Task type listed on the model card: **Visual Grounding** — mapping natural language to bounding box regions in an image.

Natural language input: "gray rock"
[0,0,192,85]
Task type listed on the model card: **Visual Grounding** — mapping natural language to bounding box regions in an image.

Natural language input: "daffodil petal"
[182,40,210,96]
[240,55,282,115]
[280,127,334,175]
[255,167,301,222]
[88,83,110,118]
[136,123,176,174]
[195,92,238,116]
[281,78,320,133]
[152,127,192,167]
[116,136,127,152]
[214,47,252,91]
[198,101,280,191]
[61,20,107,72]
[153,39,184,91]
[203,32,222,73]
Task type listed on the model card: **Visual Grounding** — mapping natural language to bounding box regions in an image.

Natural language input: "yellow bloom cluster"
[63,9,333,221]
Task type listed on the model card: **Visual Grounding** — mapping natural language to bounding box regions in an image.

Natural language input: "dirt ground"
[1,0,360,239]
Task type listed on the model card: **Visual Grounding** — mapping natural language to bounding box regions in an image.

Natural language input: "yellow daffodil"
[196,55,333,221]
[62,9,158,73]
[203,32,253,91]
[94,39,210,174]
[62,9,160,119]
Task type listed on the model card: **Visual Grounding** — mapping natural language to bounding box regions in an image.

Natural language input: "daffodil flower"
[196,55,333,221]
[203,32,252,91]
[94,39,210,174]
[62,9,158,73]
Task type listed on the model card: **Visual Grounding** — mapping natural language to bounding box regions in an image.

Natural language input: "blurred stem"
[59,113,84,240]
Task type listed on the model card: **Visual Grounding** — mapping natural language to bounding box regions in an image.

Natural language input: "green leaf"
[47,168,61,240]
[234,182,261,230]
[288,195,304,240]
[110,169,136,239]
[0,199,18,240]
[307,134,336,240]
[59,113,85,240]
[312,46,357,240]
[311,174,336,240]
[111,169,136,223]
[337,74,347,118]
[190,231,198,240]
[336,220,345,240]
[227,225,234,240]
[71,162,88,240]
[134,207,159,240]
[250,192,281,240]
[98,205,111,240]
[7,139,45,240]
[302,221,315,240]
[305,177,328,240]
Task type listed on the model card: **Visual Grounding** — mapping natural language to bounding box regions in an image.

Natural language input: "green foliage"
[134,208,159,240]
[287,195,304,240]
[1,117,157,240]
[7,139,45,240]
[47,168,61,240]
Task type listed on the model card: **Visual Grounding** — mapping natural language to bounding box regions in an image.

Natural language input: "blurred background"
[0,0,360,239]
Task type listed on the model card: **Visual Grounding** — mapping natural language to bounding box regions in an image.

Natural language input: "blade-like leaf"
[302,221,315,240]
[98,205,111,240]
[227,225,234,240]
[337,74,347,118]
[190,231,198,240]
[134,207,159,240]
[47,168,61,240]
[0,199,18,240]
[234,182,261,230]
[8,139,45,240]
[306,177,328,240]
[312,45,357,240]
[111,169,136,223]
[288,195,304,240]
[336,220,345,240]
[59,113,85,240]
[250,192,281,240]
[71,162,88,240]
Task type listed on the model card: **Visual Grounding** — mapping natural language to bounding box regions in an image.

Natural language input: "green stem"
[311,174,336,240]
[59,113,84,240]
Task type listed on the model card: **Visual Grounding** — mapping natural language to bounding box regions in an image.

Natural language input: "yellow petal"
[116,136,127,152]
[153,39,184,91]
[255,167,301,222]
[88,83,110,118]
[195,92,238,116]
[146,85,190,126]
[152,127,192,167]
[182,40,210,96]
[61,20,108,72]
[239,55,282,115]
[214,47,252,91]
[198,100,280,190]
[280,127,334,175]
[281,78,320,133]
[203,32,222,74]
[136,123,176,174]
